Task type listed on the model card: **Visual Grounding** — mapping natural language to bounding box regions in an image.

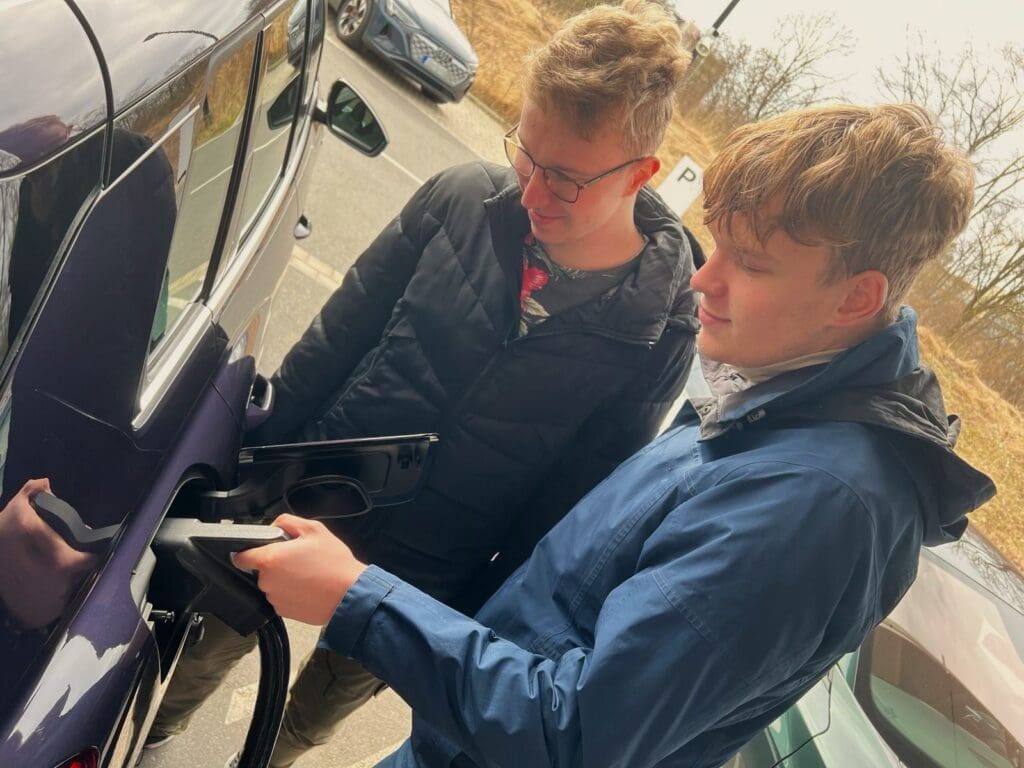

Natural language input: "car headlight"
[383,0,419,29]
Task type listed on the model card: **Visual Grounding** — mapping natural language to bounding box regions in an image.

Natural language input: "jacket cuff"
[319,565,398,656]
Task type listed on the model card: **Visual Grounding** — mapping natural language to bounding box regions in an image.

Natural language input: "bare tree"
[877,37,1024,337]
[693,13,855,132]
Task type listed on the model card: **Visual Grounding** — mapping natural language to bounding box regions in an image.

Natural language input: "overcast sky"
[673,0,1022,107]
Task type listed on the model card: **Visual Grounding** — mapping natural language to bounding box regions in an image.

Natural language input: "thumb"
[232,543,273,571]
[21,478,53,498]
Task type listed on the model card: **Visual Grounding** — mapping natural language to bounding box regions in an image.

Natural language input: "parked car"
[330,0,479,103]
[725,529,1024,768]
[0,2,415,767]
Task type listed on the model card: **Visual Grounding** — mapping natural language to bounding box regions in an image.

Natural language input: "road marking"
[289,245,345,290]
[381,151,423,186]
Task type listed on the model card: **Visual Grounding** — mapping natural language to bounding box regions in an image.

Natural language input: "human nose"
[520,168,554,209]
[690,249,725,297]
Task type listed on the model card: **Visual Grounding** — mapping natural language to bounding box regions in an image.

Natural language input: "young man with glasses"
[147,3,701,765]
[238,103,994,768]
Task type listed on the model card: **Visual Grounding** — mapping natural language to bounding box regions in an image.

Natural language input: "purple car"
[0,2,427,767]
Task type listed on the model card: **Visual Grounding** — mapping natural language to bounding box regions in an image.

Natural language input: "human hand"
[0,479,98,629]
[232,514,367,625]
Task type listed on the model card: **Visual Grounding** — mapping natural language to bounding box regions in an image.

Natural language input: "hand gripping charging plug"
[149,518,292,768]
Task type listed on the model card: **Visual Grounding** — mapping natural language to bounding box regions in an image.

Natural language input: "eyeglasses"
[503,126,643,204]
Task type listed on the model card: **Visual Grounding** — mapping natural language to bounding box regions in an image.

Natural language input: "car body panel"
[0,0,105,171]
[396,0,475,64]
[0,2,340,766]
[729,530,1024,768]
[70,0,277,117]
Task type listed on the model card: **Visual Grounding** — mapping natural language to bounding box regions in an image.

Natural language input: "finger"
[20,478,52,498]
[231,542,274,571]
[269,513,321,539]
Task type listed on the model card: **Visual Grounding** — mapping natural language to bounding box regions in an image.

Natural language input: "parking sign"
[657,155,704,216]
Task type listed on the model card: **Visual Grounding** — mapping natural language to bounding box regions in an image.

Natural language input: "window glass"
[147,37,257,351]
[950,675,1024,767]
[858,624,955,768]
[237,0,306,238]
[0,130,103,366]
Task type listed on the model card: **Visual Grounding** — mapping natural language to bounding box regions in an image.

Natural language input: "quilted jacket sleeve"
[458,322,697,611]
[249,173,444,444]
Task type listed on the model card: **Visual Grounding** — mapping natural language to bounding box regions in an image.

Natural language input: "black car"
[0,2,424,767]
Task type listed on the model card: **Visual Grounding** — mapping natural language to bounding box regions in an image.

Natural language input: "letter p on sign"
[656,155,704,217]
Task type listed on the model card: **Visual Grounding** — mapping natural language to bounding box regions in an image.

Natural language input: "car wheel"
[336,0,372,49]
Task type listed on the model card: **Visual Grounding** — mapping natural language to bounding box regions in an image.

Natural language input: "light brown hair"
[703,104,975,319]
[524,1,690,156]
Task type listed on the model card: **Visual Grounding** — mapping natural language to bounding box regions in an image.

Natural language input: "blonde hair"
[703,104,975,319]
[524,1,690,156]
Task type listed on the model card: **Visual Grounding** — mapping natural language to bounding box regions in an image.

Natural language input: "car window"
[146,36,259,352]
[237,0,307,240]
[950,675,1024,768]
[858,624,956,768]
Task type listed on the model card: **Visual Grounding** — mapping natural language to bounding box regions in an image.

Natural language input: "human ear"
[834,270,888,326]
[625,156,660,195]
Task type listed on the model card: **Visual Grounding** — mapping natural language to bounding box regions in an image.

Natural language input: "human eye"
[733,251,768,274]
[546,168,580,198]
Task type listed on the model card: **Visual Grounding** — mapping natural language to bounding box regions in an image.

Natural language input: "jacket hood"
[687,307,996,546]
[484,165,701,345]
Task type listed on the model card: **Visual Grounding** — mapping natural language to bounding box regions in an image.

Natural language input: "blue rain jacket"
[322,307,995,768]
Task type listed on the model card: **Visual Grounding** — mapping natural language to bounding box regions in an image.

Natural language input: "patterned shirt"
[518,232,644,336]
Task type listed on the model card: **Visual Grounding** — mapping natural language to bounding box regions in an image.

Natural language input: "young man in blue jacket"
[238,100,995,768]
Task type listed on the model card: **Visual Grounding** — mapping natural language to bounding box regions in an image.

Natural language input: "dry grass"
[919,328,1024,569]
[452,0,1023,570]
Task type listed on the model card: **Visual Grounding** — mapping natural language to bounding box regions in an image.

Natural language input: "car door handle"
[245,373,275,432]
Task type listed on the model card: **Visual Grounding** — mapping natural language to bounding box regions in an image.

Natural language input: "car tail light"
[55,749,98,768]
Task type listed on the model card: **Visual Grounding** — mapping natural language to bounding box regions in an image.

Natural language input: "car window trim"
[206,102,313,320]
[133,301,213,430]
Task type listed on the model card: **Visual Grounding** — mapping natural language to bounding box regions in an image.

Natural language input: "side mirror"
[316,79,388,157]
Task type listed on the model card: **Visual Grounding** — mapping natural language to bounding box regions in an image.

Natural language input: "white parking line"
[289,245,345,290]
[382,151,423,186]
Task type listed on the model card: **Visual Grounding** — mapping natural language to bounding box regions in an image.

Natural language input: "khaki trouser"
[152,615,383,768]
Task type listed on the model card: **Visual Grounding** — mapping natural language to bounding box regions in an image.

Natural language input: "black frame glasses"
[503,126,643,204]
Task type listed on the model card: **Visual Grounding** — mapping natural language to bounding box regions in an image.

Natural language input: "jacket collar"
[682,307,996,545]
[483,166,700,345]
[687,307,924,432]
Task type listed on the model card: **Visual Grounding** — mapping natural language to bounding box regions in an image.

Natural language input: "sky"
[673,0,1022,108]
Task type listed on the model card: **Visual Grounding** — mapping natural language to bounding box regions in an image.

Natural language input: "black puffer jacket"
[254,162,701,602]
